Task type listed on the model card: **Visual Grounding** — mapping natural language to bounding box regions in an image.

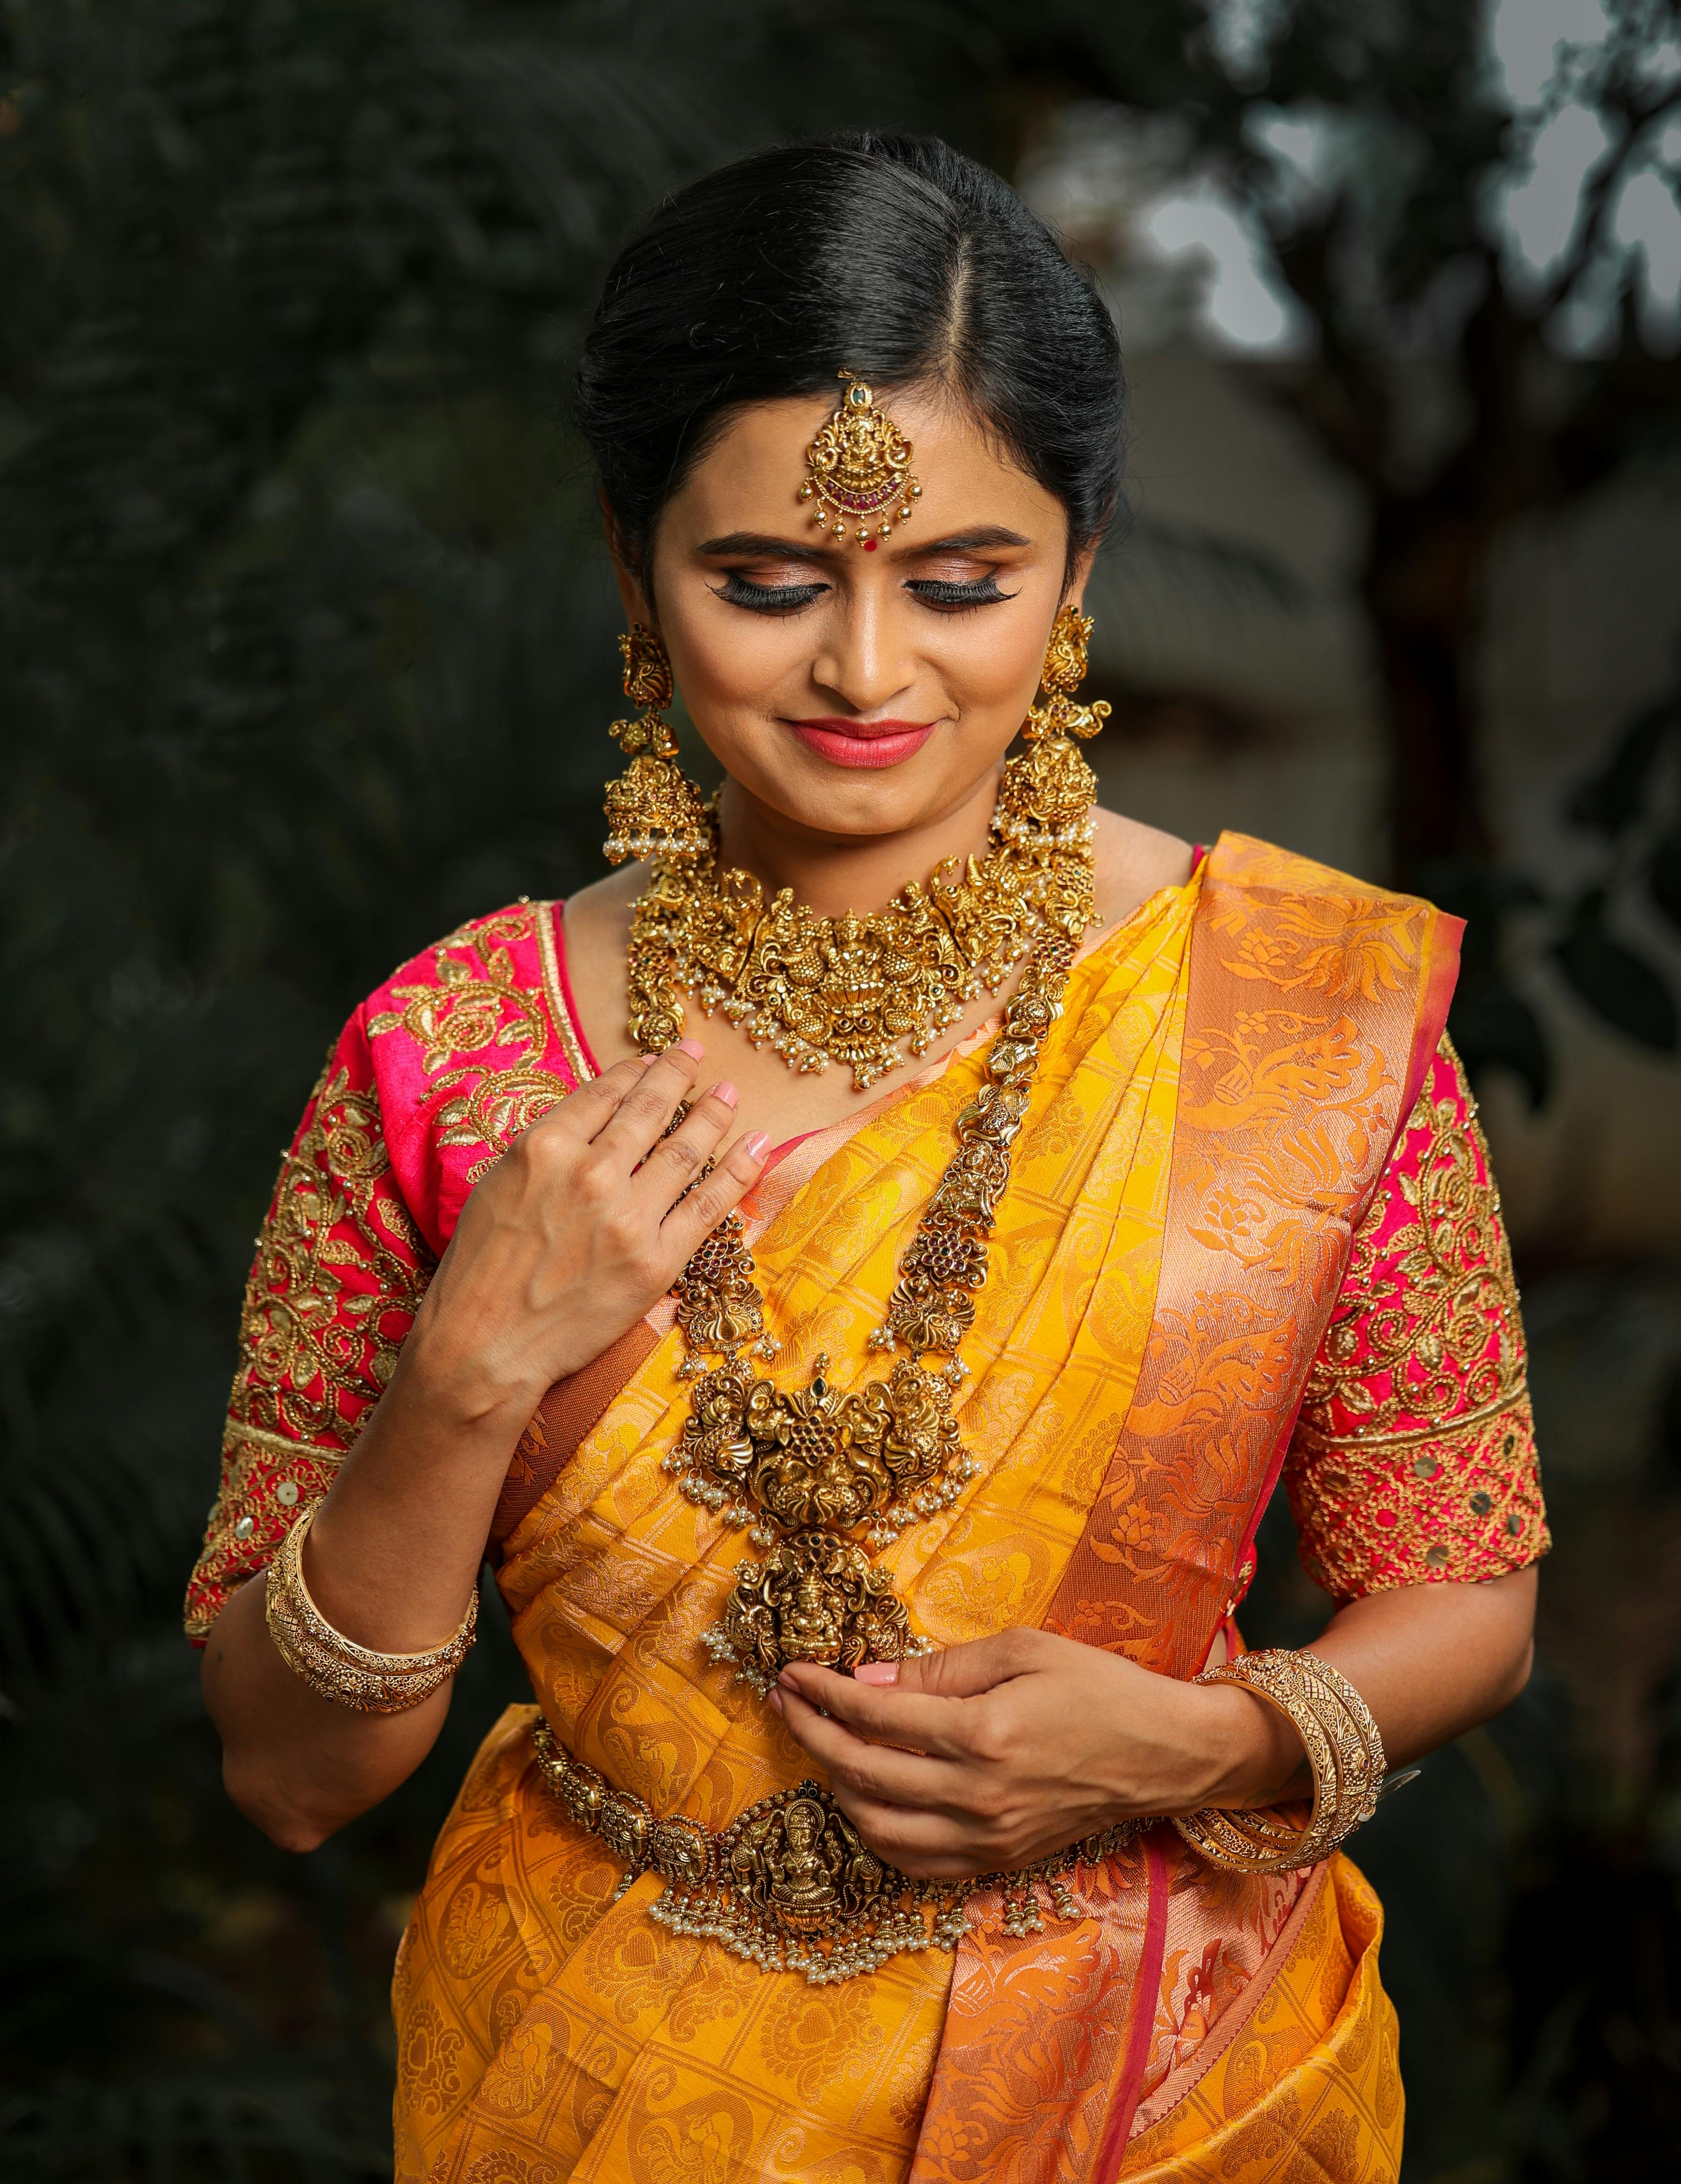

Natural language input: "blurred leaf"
[1448,975,1552,1109]
[1567,694,1681,839]
[1650,825,1681,934]
[1553,892,1681,1053]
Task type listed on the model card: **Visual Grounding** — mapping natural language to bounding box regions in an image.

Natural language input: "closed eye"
[907,576,1015,613]
[713,570,1019,617]
[713,573,827,616]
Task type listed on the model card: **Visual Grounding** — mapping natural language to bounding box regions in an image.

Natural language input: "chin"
[726,745,999,842]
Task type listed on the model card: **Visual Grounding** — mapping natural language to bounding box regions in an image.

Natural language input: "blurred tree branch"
[980,0,1681,1085]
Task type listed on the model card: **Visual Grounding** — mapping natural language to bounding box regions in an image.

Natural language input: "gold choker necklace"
[626,734,1101,1090]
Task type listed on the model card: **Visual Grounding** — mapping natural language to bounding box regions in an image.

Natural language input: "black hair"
[574,133,1126,589]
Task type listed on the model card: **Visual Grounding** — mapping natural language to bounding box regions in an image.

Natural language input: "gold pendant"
[654,739,1098,1704]
[668,1349,975,1694]
[705,1531,925,1695]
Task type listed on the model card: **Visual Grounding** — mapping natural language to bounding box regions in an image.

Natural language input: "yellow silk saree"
[189,834,1548,2181]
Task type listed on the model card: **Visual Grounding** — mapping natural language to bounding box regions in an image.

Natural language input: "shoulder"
[1090,808,1195,927]
[357,897,591,1247]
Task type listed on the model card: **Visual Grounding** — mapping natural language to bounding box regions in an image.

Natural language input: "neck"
[713,768,1004,916]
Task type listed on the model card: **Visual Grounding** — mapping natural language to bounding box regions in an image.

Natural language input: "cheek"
[928,611,1052,717]
[664,598,805,711]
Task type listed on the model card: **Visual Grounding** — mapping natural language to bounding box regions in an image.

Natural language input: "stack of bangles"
[264,1503,478,1713]
[1172,1648,1388,1874]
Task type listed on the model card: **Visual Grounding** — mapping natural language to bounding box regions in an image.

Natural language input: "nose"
[808,578,918,715]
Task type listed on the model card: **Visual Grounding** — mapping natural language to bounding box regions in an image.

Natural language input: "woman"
[189,136,1546,2182]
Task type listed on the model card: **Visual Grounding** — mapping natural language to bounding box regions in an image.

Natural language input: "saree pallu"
[186,834,1548,2182]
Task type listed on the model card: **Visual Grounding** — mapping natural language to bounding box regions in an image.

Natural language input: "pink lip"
[786,717,936,769]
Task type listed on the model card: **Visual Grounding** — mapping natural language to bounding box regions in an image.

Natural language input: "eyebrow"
[694,526,1034,559]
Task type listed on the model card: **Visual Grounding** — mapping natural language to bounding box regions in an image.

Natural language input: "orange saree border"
[1041,831,1461,1678]
[911,834,1458,2184]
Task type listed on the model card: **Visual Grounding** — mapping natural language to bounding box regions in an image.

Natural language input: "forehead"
[668,385,1061,535]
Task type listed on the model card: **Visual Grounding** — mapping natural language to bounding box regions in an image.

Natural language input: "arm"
[771,1568,1534,1879]
[776,1035,1547,1875]
[202,1042,768,1852]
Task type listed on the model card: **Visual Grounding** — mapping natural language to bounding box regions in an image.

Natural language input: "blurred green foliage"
[3,2,1680,2178]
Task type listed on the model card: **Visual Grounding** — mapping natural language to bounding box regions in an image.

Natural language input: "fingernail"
[854,1661,900,1685]
[675,1038,705,1060]
[639,1053,659,1067]
[743,1131,771,1161]
[768,1690,783,1715]
[713,1080,739,1108]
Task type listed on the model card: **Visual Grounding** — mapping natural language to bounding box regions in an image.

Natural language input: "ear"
[601,489,655,627]
[1062,540,1099,615]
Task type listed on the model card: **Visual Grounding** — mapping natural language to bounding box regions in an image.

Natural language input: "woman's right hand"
[400,1039,767,1436]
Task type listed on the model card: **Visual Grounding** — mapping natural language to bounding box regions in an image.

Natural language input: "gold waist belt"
[531,1719,1145,1986]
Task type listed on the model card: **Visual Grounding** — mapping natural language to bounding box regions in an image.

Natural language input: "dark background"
[3,3,1681,2177]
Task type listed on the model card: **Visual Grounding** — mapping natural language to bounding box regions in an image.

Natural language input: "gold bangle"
[1172,1649,1386,1874]
[1295,1650,1385,1827]
[263,1502,478,1713]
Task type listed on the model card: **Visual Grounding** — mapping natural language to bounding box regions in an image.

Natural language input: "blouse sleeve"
[1282,1036,1549,1599]
[182,1007,435,1641]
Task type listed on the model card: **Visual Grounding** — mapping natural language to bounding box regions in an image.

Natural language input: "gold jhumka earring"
[991,602,1112,853]
[797,371,921,548]
[602,623,711,866]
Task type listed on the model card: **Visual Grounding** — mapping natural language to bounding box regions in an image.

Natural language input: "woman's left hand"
[773,1628,1302,1879]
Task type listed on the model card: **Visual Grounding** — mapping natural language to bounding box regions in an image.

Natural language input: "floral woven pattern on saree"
[393,875,1198,2179]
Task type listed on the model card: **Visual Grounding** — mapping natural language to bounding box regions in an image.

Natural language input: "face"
[611,385,1092,847]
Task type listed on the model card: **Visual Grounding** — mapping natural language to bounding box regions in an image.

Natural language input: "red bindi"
[862,537,878,551]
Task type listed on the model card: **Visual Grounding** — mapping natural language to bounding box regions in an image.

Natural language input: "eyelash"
[714,573,1016,617]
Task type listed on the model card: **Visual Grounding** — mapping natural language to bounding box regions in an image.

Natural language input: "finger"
[524,1054,655,1145]
[825,1791,996,1880]
[657,1130,771,1258]
[776,1661,972,1761]
[591,1041,706,1159]
[632,1080,740,1210]
[776,1682,964,1809]
[865,1630,1051,1703]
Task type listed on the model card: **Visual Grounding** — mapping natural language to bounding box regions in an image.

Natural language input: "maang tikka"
[602,624,711,866]
[798,371,921,549]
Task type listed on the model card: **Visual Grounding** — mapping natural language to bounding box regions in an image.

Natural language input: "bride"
[189,133,1545,2182]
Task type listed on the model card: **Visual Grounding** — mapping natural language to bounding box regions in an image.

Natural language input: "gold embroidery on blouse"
[534,896,596,1087]
[186,1059,436,1637]
[1286,1038,1548,1596]
[1293,1040,1527,1455]
[228,1063,432,1449]
[1291,1398,1547,1594]
[369,903,572,1158]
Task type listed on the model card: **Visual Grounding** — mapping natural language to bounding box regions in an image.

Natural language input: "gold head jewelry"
[797,371,922,549]
[602,622,711,865]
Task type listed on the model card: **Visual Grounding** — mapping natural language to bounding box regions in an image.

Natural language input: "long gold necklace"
[638,733,1099,1695]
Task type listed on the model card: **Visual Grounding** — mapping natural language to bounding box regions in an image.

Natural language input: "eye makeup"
[713,572,827,615]
[905,575,1015,612]
[713,570,1016,617]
